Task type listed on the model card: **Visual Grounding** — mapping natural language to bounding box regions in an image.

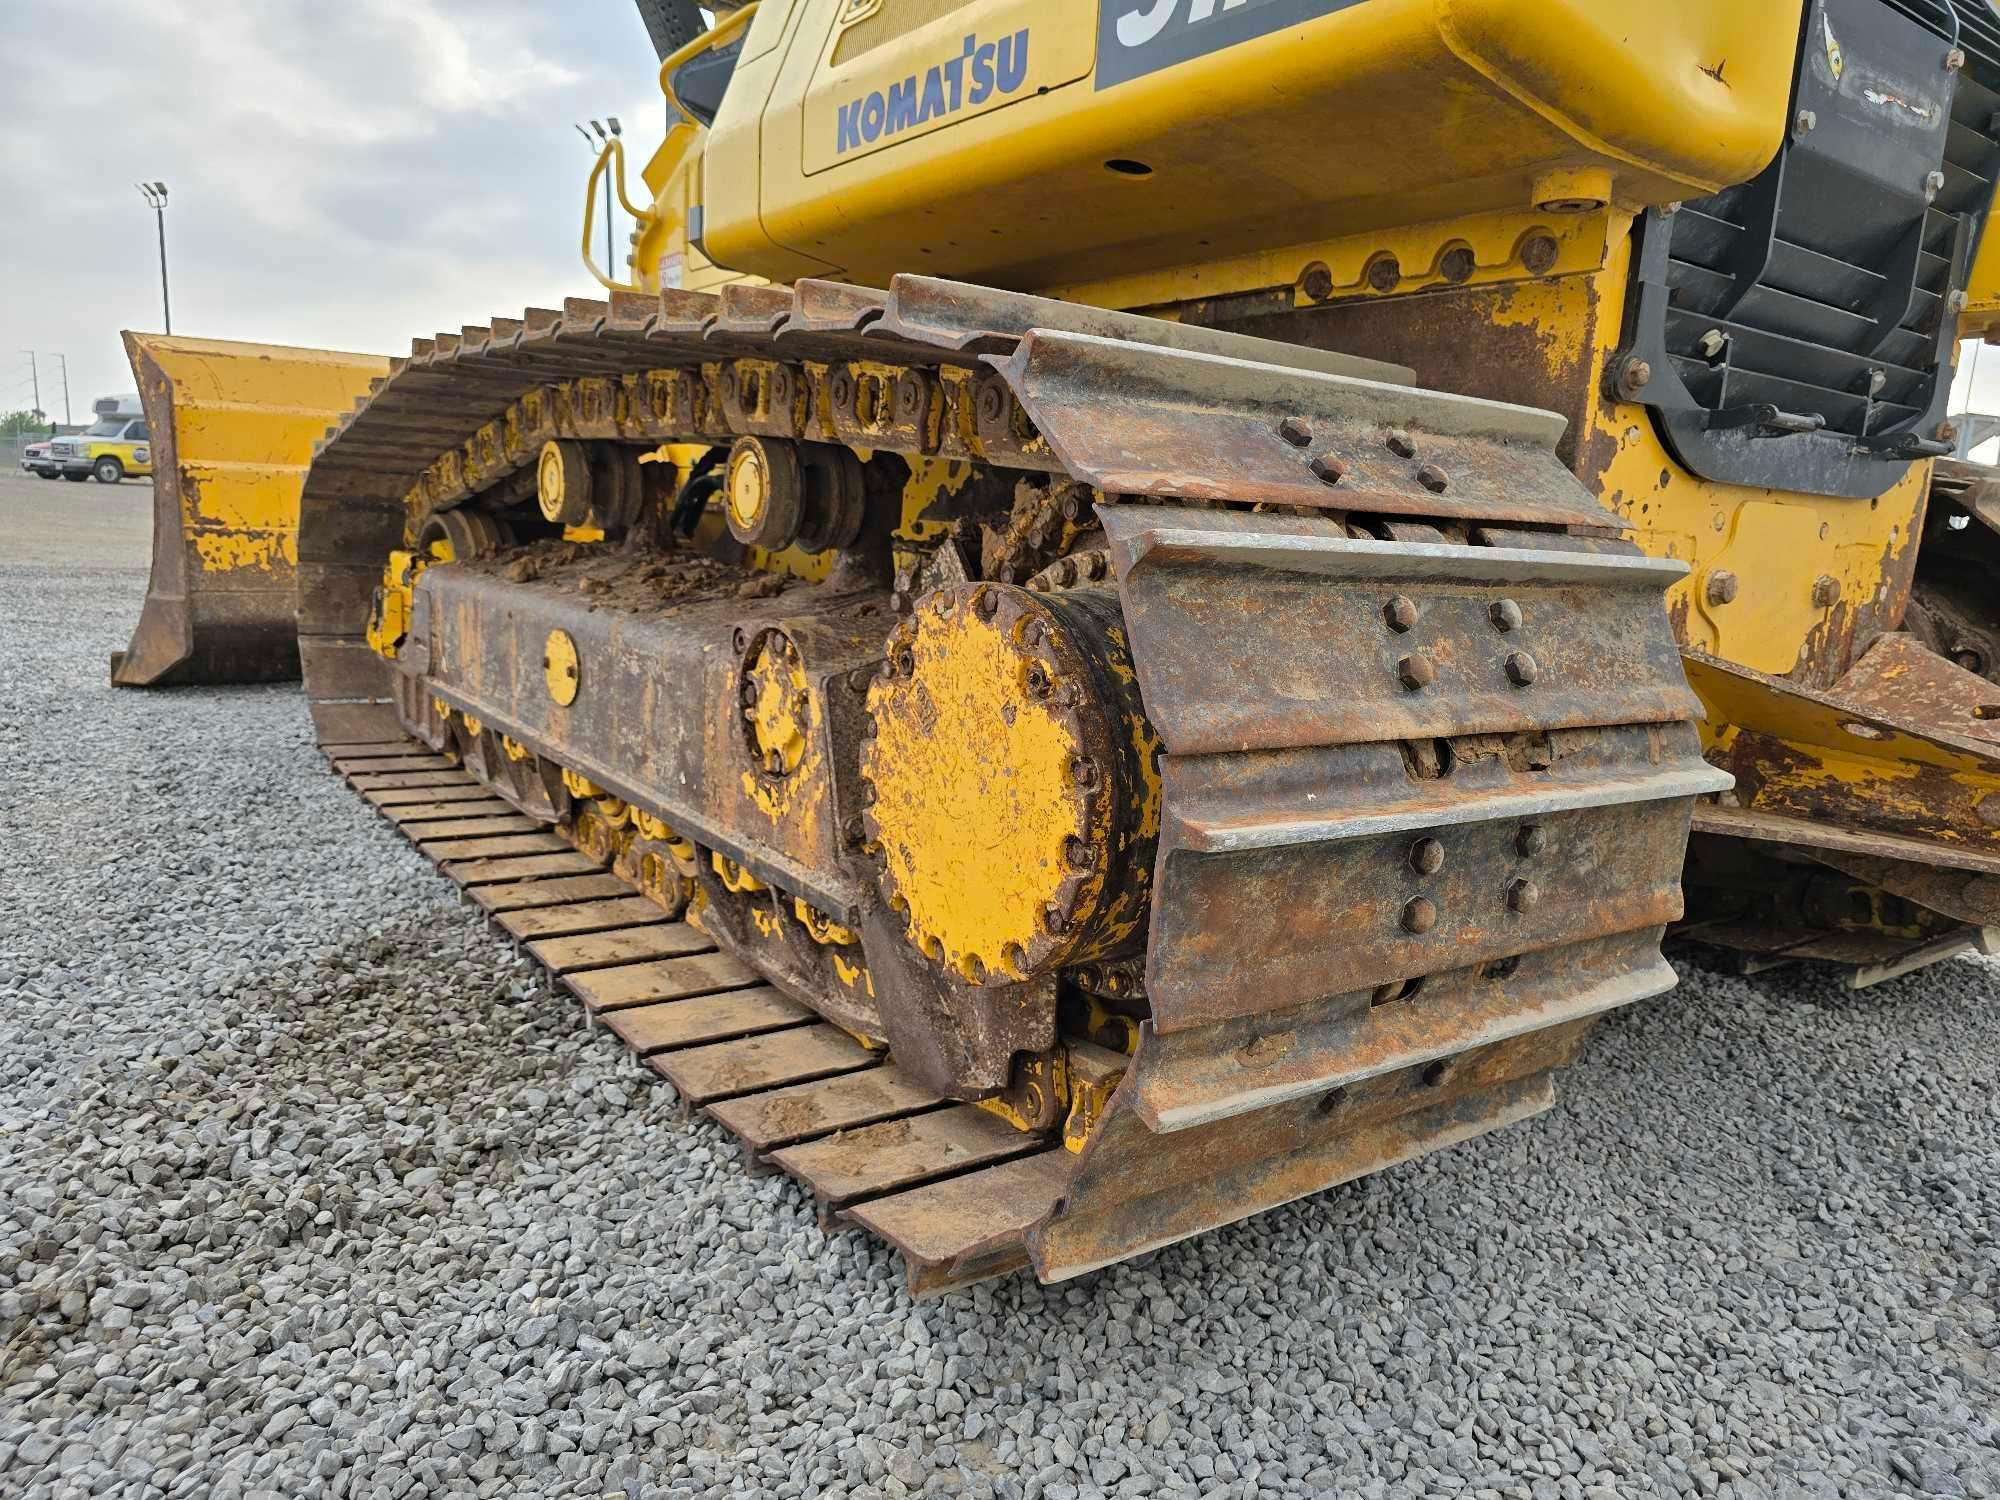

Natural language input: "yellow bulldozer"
[115,0,2000,1292]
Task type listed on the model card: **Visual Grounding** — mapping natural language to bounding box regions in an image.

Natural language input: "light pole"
[51,354,71,425]
[137,182,171,334]
[575,118,622,278]
[22,350,40,420]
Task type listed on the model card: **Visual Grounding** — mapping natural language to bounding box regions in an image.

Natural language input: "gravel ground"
[2,466,1997,1500]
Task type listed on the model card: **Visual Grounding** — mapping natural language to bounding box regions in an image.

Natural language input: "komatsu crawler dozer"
[176,0,2000,1291]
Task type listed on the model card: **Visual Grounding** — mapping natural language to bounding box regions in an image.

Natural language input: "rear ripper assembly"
[295,275,1725,1289]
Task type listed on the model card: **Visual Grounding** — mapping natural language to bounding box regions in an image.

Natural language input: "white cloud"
[0,0,660,418]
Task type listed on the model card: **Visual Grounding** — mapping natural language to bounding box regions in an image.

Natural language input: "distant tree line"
[1,409,55,439]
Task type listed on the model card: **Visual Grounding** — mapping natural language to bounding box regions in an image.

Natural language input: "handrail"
[580,137,654,292]
[658,2,759,119]
[583,4,759,291]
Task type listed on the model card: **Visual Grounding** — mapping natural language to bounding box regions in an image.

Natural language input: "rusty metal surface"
[1831,631,2000,747]
[649,1023,877,1107]
[991,331,1603,526]
[1687,645,2000,870]
[376,800,512,824]
[706,1065,944,1154]
[421,831,570,861]
[1147,732,1707,1027]
[1028,1033,1579,1283]
[417,556,886,921]
[600,988,813,1055]
[1099,506,1697,755]
[1808,852,2000,927]
[683,864,890,1072]
[330,750,452,773]
[380,796,515,823]
[1207,283,1605,472]
[440,850,603,887]
[1128,929,1670,1130]
[292,275,1577,742]
[346,768,467,791]
[1927,457,2000,537]
[467,873,634,912]
[855,275,1415,385]
[341,753,1069,1292]
[1018,490,1715,1272]
[841,1150,1072,1299]
[525,922,712,975]
[402,813,542,840]
[564,952,759,1012]
[495,896,673,941]
[768,1104,1043,1214]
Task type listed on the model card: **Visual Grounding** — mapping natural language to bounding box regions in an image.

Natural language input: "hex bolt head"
[1401,896,1439,934]
[1516,824,1547,858]
[1310,454,1348,485]
[1277,415,1313,447]
[1925,169,1946,203]
[1300,263,1334,302]
[1384,595,1420,633]
[1489,598,1522,632]
[1795,108,1817,132]
[1706,569,1740,607]
[1366,254,1401,292]
[1811,575,1840,608]
[1616,356,1653,398]
[1410,837,1446,876]
[1386,430,1417,459]
[1415,464,1449,494]
[1504,651,1540,686]
[1520,233,1560,276]
[1507,878,1541,914]
[1398,653,1437,690]
[1947,47,1966,72]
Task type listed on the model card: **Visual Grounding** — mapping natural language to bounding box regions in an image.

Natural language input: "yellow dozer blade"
[110,333,388,687]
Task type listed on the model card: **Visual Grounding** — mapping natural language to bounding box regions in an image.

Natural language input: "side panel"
[703,0,1797,290]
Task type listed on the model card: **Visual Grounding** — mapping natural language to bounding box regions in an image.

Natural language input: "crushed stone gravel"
[1,476,1997,1498]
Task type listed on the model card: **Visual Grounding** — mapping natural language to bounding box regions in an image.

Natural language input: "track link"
[326,736,1065,1297]
[299,273,1726,1287]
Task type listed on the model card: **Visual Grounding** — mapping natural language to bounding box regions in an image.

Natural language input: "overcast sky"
[1,0,670,421]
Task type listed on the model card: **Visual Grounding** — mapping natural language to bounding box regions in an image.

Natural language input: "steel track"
[296,274,1727,1286]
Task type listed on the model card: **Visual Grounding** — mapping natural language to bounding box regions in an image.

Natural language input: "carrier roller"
[298,275,1725,1287]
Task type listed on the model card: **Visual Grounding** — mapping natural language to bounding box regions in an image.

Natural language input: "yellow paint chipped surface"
[865,600,1096,981]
